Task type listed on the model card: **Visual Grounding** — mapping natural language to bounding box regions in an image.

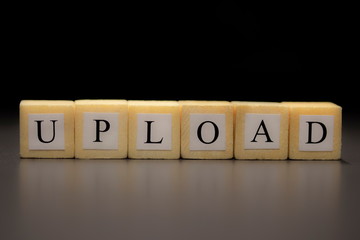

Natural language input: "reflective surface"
[1,113,360,240]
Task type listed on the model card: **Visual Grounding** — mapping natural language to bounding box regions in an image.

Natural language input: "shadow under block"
[75,100,128,159]
[128,101,180,159]
[282,102,342,160]
[180,101,233,159]
[232,102,289,160]
[19,100,75,158]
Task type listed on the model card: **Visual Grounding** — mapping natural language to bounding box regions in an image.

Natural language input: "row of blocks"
[19,100,342,160]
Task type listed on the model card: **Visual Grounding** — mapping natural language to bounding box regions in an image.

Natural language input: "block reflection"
[18,159,342,240]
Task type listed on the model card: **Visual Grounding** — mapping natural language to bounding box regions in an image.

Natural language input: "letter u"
[35,120,57,143]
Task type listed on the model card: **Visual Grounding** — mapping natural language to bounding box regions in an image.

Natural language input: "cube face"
[75,100,128,159]
[20,100,75,158]
[233,102,289,160]
[283,102,342,160]
[128,101,180,159]
[180,101,233,159]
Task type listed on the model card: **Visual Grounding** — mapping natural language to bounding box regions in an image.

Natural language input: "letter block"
[180,101,233,159]
[75,100,128,159]
[233,102,289,160]
[19,100,75,158]
[128,101,180,159]
[282,102,342,160]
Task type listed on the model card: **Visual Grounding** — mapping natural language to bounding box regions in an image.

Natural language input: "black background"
[3,2,357,114]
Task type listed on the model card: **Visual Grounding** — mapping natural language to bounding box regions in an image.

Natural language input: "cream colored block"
[232,102,289,160]
[19,100,75,158]
[180,101,233,159]
[282,102,342,160]
[75,100,128,159]
[128,101,180,159]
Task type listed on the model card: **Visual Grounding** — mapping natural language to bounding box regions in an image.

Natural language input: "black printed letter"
[251,120,273,143]
[306,121,327,144]
[93,119,111,142]
[144,121,163,144]
[35,120,57,143]
[197,121,219,144]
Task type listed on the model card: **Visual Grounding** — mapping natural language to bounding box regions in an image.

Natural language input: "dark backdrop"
[3,2,356,114]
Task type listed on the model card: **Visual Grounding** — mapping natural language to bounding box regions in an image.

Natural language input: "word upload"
[19,100,342,160]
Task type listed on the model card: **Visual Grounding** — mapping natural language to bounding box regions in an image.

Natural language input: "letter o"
[197,121,219,144]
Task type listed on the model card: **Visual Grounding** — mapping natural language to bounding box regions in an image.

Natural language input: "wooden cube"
[282,102,342,160]
[75,100,128,159]
[233,101,289,160]
[128,101,180,159]
[19,100,75,158]
[180,101,233,159]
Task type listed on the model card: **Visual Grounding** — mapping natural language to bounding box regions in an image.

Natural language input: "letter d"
[306,121,327,144]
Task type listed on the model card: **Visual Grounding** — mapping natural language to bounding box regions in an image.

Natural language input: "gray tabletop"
[1,112,360,240]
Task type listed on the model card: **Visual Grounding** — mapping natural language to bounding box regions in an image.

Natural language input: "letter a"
[251,120,273,143]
